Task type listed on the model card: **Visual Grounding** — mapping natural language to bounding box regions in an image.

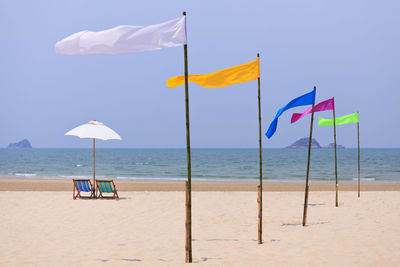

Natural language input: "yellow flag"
[167,58,260,88]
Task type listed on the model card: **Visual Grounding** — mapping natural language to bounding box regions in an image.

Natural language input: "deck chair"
[73,179,94,199]
[96,179,119,199]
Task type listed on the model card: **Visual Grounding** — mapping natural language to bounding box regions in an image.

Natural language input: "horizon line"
[1,147,399,149]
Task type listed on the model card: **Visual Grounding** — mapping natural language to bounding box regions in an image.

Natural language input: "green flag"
[318,112,359,126]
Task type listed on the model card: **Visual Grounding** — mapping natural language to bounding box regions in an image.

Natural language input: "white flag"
[55,16,186,55]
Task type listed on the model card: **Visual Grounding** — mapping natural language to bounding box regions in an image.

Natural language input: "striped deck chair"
[73,179,94,199]
[96,179,119,199]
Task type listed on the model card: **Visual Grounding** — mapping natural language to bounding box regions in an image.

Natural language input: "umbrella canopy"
[65,120,121,141]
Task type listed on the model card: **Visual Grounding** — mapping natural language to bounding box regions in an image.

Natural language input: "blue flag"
[266,87,316,138]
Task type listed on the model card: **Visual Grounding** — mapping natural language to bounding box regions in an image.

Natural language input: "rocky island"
[324,143,345,149]
[286,138,321,148]
[286,138,345,149]
[7,139,32,149]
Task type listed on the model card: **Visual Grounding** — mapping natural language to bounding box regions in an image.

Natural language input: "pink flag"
[291,97,335,123]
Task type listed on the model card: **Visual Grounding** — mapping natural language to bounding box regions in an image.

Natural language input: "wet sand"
[0,178,399,192]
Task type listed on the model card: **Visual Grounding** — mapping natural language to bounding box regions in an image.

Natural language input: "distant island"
[286,138,344,149]
[287,138,321,148]
[325,143,345,149]
[7,139,32,149]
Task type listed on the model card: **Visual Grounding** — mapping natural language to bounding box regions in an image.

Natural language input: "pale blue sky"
[0,0,399,148]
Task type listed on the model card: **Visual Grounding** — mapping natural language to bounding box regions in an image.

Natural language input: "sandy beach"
[0,179,399,266]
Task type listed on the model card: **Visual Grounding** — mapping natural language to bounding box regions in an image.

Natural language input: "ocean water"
[0,148,399,183]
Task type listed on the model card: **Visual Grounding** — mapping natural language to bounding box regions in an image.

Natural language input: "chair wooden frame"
[96,179,119,199]
[73,179,95,199]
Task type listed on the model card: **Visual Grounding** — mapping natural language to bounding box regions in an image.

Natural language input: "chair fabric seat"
[98,181,114,193]
[76,180,92,192]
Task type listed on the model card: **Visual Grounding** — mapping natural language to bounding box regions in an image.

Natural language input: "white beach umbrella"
[65,120,121,194]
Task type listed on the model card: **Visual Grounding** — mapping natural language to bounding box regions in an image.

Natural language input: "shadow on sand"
[308,202,326,206]
[192,257,223,263]
[121,258,142,262]
[282,221,328,226]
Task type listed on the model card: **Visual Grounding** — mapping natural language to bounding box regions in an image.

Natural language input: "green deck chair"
[96,179,119,199]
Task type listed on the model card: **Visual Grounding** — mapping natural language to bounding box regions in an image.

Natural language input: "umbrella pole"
[93,138,96,198]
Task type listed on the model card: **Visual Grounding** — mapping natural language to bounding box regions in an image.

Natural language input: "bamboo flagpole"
[182,11,192,263]
[166,28,260,259]
[185,181,190,260]
[357,112,360,198]
[302,87,316,227]
[319,112,360,199]
[257,53,263,244]
[333,102,338,207]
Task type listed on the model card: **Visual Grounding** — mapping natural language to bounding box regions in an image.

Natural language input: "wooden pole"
[93,138,96,197]
[185,181,190,260]
[257,185,262,243]
[357,114,360,198]
[182,11,192,263]
[257,53,263,244]
[333,102,338,207]
[302,88,315,227]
